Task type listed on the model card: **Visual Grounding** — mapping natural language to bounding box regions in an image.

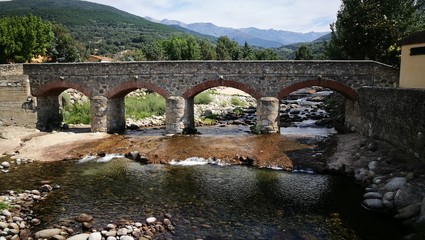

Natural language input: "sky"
[86,0,342,33]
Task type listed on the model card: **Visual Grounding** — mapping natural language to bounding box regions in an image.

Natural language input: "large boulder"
[394,185,424,210]
[384,177,407,192]
[34,228,63,239]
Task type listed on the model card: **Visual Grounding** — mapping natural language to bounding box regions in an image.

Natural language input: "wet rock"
[31,218,41,225]
[66,233,90,240]
[74,213,93,223]
[362,199,384,211]
[34,228,63,239]
[19,229,31,240]
[384,177,407,192]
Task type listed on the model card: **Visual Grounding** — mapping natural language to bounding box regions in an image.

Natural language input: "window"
[410,46,425,56]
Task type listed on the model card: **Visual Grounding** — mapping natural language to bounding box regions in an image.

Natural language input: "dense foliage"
[0,15,53,63]
[327,0,425,66]
[47,24,82,62]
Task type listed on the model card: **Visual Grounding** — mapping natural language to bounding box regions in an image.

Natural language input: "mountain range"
[146,17,329,48]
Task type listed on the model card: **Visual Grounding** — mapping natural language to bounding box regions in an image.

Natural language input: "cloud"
[87,0,341,32]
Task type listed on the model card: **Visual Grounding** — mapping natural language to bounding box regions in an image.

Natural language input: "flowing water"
[0,91,407,239]
[0,153,406,240]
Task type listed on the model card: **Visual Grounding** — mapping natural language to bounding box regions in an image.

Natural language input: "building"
[399,30,425,88]
[87,55,113,63]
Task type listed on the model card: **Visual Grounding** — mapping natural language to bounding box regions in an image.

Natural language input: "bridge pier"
[36,95,62,131]
[107,97,126,133]
[165,96,186,134]
[90,96,108,132]
[256,97,280,134]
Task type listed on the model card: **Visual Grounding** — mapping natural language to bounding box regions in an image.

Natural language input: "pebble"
[1,162,10,168]
[146,217,157,224]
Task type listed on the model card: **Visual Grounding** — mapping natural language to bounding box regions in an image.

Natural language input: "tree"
[143,41,164,61]
[0,15,54,63]
[199,39,216,60]
[327,0,425,66]
[241,42,255,60]
[161,35,200,60]
[295,45,313,60]
[215,36,240,60]
[47,23,81,62]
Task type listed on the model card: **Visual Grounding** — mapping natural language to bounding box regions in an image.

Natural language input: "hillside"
[147,17,329,48]
[0,0,184,55]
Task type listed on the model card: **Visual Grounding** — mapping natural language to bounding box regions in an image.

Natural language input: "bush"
[230,96,246,106]
[125,94,165,120]
[62,101,90,124]
[194,91,213,105]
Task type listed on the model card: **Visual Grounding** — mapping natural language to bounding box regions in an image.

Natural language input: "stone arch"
[32,80,91,97]
[183,79,262,99]
[106,81,169,99]
[277,79,359,100]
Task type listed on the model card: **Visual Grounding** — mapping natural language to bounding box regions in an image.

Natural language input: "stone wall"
[353,87,425,161]
[0,65,36,127]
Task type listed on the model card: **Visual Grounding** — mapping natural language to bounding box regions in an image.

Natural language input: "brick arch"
[277,79,359,100]
[32,80,91,97]
[106,81,169,98]
[183,79,262,99]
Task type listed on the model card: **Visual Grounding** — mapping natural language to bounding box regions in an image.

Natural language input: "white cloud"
[87,0,341,32]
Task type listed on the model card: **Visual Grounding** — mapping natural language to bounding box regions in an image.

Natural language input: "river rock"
[106,223,116,230]
[368,161,378,171]
[74,213,93,223]
[34,228,63,239]
[395,203,421,220]
[363,192,382,199]
[116,228,128,236]
[105,230,116,237]
[39,184,53,192]
[362,199,384,210]
[106,237,116,240]
[146,217,156,224]
[0,222,7,229]
[394,185,424,209]
[31,218,41,225]
[88,232,101,240]
[0,162,10,168]
[384,177,407,192]
[367,142,378,151]
[1,210,11,217]
[66,233,90,240]
[120,236,133,240]
[53,234,67,240]
[383,192,396,208]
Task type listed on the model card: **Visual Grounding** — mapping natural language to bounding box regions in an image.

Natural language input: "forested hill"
[0,0,185,55]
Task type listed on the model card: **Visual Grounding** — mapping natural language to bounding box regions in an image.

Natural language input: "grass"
[61,93,166,124]
[125,94,165,120]
[0,201,9,211]
[194,91,213,105]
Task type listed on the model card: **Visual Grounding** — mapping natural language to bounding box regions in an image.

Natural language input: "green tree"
[254,48,280,60]
[327,0,425,66]
[295,45,313,60]
[0,15,54,63]
[47,23,81,62]
[199,39,216,60]
[241,42,255,60]
[216,36,240,60]
[161,35,200,60]
[143,41,164,61]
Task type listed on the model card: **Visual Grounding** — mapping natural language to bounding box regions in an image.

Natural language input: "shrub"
[194,91,213,105]
[230,96,246,106]
[125,94,165,120]
[62,101,90,124]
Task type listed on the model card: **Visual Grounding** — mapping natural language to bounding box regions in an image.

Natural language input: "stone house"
[399,30,425,88]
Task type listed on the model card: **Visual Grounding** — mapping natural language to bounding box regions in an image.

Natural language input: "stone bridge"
[22,60,398,133]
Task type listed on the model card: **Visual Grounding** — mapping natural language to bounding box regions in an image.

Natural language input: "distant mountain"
[147,17,329,48]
